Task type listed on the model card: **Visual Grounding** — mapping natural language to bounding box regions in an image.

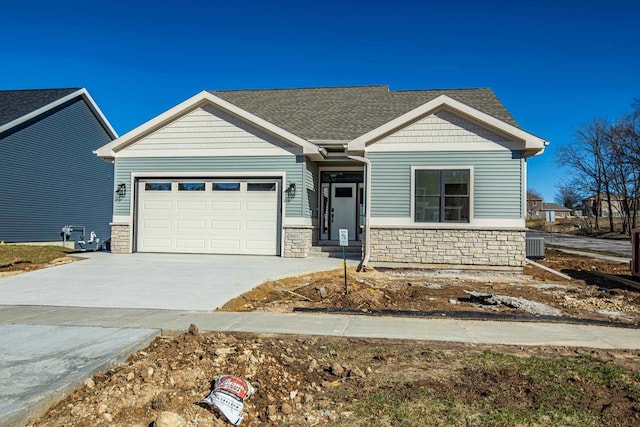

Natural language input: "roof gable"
[0,88,79,127]
[348,95,546,156]
[96,91,320,159]
[0,88,117,139]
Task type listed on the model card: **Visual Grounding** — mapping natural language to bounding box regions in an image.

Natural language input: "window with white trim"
[414,169,470,223]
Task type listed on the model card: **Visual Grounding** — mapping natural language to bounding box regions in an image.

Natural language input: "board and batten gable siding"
[113,156,305,218]
[0,98,114,242]
[119,105,300,157]
[367,109,521,152]
[368,150,524,219]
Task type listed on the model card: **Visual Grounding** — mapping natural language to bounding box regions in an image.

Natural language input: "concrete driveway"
[0,252,352,311]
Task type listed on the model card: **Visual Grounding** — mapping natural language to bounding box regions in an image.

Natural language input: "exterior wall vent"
[526,237,545,259]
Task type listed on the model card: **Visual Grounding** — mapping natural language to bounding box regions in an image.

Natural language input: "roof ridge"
[392,87,492,93]
[210,85,389,93]
[0,87,81,93]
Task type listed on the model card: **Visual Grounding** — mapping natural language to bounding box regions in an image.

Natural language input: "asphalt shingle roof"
[211,85,518,141]
[0,88,80,128]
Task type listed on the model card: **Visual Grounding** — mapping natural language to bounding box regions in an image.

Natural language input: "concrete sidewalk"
[2,305,639,350]
[2,305,640,426]
[0,324,158,427]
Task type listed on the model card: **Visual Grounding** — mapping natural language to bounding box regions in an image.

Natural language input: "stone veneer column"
[368,227,526,267]
[110,224,131,254]
[283,225,313,258]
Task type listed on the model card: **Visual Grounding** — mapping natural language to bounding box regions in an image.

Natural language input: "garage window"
[247,183,276,191]
[178,182,205,191]
[212,183,240,191]
[144,183,171,191]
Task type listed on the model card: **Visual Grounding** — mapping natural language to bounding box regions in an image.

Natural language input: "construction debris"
[465,290,563,317]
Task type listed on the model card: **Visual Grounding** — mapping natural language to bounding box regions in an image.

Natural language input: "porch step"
[308,245,362,259]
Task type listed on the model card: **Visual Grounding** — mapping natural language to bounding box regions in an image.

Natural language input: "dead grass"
[0,244,74,267]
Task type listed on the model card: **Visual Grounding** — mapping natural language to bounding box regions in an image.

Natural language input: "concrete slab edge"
[4,328,161,427]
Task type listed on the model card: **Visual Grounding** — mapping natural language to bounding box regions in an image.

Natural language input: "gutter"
[345,152,371,271]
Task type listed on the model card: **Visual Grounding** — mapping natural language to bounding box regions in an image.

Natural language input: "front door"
[330,183,356,240]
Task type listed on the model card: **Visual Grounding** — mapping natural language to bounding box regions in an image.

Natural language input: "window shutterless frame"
[411,167,473,224]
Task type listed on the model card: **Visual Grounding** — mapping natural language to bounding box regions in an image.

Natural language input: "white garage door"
[137,179,280,255]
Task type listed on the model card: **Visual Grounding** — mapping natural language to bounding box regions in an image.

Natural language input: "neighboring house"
[95,86,546,268]
[541,203,572,220]
[582,194,625,217]
[527,193,544,219]
[0,88,117,245]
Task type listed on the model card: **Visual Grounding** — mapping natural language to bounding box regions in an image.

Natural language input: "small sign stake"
[339,229,348,293]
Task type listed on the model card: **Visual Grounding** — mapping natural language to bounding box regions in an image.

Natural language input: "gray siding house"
[96,86,546,269]
[0,88,117,245]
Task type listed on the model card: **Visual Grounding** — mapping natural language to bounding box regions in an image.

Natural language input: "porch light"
[286,182,296,198]
[115,183,126,200]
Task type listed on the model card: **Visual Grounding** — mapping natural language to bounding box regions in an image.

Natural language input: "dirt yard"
[29,330,640,427]
[220,250,640,325]
[25,249,640,426]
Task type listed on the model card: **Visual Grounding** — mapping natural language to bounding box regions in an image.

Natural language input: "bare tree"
[556,119,611,231]
[554,184,580,210]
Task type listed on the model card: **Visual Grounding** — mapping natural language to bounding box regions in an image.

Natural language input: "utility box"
[631,230,640,276]
[526,237,545,259]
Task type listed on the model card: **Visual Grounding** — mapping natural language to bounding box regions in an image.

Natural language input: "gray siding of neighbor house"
[367,151,523,218]
[304,160,319,219]
[0,98,114,243]
[114,156,305,217]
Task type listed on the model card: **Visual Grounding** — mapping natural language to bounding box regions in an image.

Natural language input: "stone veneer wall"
[110,224,131,254]
[369,227,525,267]
[283,225,314,258]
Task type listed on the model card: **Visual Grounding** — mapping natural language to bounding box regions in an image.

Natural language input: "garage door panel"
[176,220,207,230]
[209,239,241,249]
[138,179,279,255]
[176,239,206,249]
[144,200,173,210]
[246,201,276,211]
[143,219,172,229]
[176,201,206,211]
[212,201,242,211]
[212,220,241,229]
[140,238,172,249]
[246,221,276,230]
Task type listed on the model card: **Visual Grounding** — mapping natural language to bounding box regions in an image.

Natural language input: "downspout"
[345,152,371,271]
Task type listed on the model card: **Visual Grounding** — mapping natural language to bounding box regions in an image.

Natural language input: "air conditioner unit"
[526,237,545,259]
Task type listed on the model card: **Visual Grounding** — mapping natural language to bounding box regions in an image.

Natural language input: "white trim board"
[370,217,525,229]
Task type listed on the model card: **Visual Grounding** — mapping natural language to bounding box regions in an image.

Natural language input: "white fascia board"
[348,95,547,156]
[95,91,320,159]
[0,88,118,140]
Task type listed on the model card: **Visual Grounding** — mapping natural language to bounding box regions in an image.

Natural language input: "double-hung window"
[414,169,470,223]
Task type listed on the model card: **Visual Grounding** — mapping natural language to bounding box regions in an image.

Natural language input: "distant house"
[527,193,544,219]
[96,85,547,269]
[582,194,625,217]
[541,203,571,220]
[0,88,117,246]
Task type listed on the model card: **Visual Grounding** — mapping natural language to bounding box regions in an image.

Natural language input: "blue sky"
[3,0,639,202]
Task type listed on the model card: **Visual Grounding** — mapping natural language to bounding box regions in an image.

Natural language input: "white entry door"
[330,183,356,240]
